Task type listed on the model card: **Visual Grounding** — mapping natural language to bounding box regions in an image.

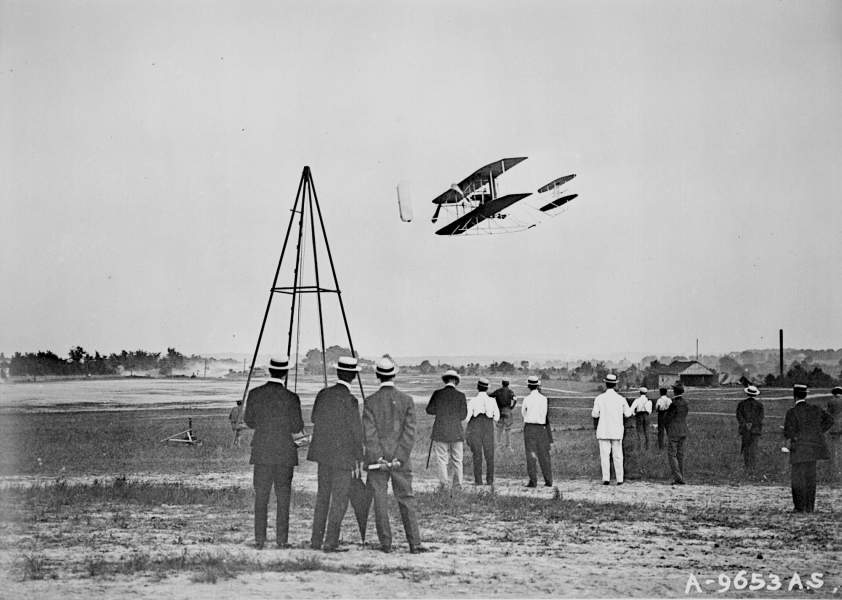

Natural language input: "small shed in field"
[646,360,716,388]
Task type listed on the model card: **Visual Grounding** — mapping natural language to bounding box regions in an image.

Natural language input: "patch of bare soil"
[2,469,840,598]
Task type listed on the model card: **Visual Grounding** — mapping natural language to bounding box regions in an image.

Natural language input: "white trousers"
[598,439,624,483]
[432,440,464,488]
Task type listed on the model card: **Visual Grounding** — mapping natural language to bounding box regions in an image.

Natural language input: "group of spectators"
[235,357,841,552]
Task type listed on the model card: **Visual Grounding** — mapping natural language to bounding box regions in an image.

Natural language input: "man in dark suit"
[784,384,834,513]
[307,356,364,552]
[426,369,468,490]
[827,386,842,485]
[736,385,764,473]
[363,357,425,553]
[490,379,516,449]
[663,382,689,485]
[243,356,304,549]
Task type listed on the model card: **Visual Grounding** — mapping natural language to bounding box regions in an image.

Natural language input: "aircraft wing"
[539,193,578,212]
[435,193,532,235]
[538,174,576,193]
[432,157,528,205]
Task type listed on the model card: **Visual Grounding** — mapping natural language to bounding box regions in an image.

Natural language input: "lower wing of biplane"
[434,193,532,236]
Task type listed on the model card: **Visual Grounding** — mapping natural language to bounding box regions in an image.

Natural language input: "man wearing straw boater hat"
[243,356,304,549]
[783,384,833,512]
[735,385,764,473]
[465,377,500,485]
[629,387,652,450]
[522,375,553,487]
[363,357,425,553]
[654,387,671,450]
[591,373,632,485]
[307,356,364,552]
[426,369,468,490]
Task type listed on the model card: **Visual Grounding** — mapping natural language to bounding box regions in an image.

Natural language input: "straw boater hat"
[527,375,541,386]
[269,356,290,371]
[833,386,842,395]
[639,387,648,394]
[603,373,618,384]
[793,383,808,399]
[335,356,361,372]
[744,385,760,397]
[477,377,489,390]
[375,357,397,377]
[442,369,460,384]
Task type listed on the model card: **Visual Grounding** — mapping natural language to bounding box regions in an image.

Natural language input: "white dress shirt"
[655,395,672,411]
[466,391,500,422]
[630,395,652,415]
[521,390,548,425]
[591,388,632,439]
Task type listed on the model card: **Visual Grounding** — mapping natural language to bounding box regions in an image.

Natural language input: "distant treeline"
[0,347,234,380]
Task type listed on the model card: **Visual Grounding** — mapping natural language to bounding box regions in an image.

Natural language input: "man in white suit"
[592,373,632,485]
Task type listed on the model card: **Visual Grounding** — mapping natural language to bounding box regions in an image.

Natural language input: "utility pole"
[779,329,784,378]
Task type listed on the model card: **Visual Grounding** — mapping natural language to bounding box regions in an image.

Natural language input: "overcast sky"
[2,0,841,362]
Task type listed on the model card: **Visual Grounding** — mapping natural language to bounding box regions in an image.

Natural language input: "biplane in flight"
[425,157,579,236]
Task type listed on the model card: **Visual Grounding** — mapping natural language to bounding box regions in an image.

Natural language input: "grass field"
[1,376,835,485]
[0,376,840,597]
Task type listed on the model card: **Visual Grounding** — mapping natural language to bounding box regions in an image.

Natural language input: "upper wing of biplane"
[432,157,528,205]
[539,193,578,212]
[435,193,532,235]
[537,174,576,193]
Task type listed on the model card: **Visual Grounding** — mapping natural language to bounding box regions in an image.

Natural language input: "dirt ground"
[2,378,840,598]
[3,465,841,599]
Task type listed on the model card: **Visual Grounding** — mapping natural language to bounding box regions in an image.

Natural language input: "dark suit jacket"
[663,396,689,439]
[736,397,764,436]
[827,396,842,434]
[426,386,468,442]
[244,381,304,466]
[307,383,363,469]
[363,385,416,469]
[489,387,516,412]
[784,401,833,463]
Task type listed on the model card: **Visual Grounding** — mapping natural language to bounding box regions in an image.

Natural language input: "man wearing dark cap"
[426,369,468,490]
[827,386,842,485]
[736,385,764,474]
[663,382,689,485]
[244,356,304,549]
[307,356,364,552]
[522,375,553,487]
[229,400,244,448]
[784,384,834,512]
[490,379,516,450]
[465,377,500,485]
[363,358,425,553]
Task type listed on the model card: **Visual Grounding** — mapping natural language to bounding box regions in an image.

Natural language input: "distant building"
[646,360,716,388]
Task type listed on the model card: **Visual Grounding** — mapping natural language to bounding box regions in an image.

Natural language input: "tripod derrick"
[240,167,364,411]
